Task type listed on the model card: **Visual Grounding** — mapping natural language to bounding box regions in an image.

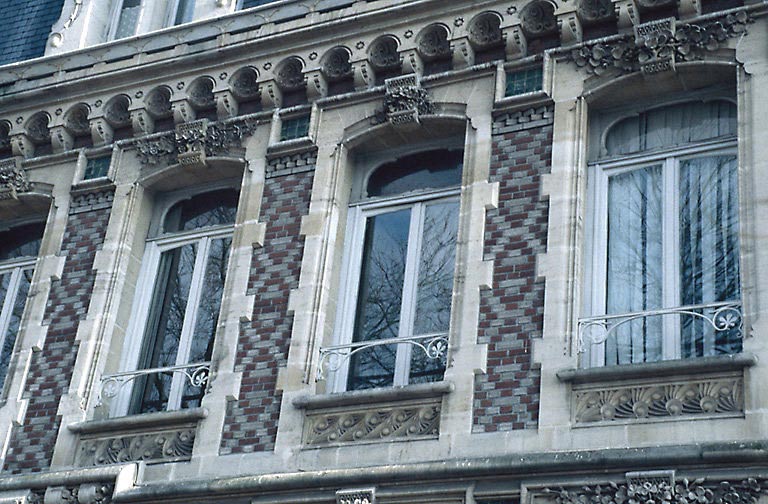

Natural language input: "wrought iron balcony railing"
[318,334,449,380]
[97,362,211,406]
[577,301,742,354]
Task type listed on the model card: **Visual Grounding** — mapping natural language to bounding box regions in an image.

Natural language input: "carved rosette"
[378,75,436,125]
[276,57,306,91]
[369,36,401,70]
[75,428,195,466]
[573,375,743,424]
[568,11,751,75]
[547,478,766,504]
[303,401,441,445]
[0,158,31,200]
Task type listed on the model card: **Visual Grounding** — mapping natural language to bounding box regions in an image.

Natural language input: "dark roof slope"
[0,0,66,66]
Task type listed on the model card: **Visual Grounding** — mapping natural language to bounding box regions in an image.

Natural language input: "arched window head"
[366,149,463,198]
[163,189,238,234]
[0,222,44,261]
[605,100,736,157]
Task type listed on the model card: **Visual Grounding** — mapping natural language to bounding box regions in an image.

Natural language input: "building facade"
[0,0,766,503]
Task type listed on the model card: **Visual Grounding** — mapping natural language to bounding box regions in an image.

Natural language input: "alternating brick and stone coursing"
[221,168,314,454]
[473,106,553,433]
[3,190,113,473]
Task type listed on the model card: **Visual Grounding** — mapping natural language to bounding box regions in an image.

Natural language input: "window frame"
[165,0,196,27]
[329,186,460,393]
[584,136,739,367]
[111,192,237,416]
[107,0,143,41]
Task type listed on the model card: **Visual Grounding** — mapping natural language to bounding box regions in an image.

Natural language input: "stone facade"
[0,0,764,503]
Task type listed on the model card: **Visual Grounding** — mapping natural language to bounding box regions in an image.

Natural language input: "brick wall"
[220,167,314,454]
[473,106,553,433]
[3,192,113,473]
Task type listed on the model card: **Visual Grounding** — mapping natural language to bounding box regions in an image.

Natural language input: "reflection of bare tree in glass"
[348,202,458,390]
[348,210,409,390]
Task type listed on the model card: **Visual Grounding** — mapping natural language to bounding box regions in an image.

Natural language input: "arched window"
[0,222,44,391]
[584,100,740,366]
[331,150,462,391]
[126,189,238,414]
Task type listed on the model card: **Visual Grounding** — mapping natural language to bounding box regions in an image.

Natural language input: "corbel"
[352,60,376,89]
[259,80,283,109]
[215,90,240,120]
[402,49,425,76]
[89,117,114,146]
[10,132,35,158]
[557,8,583,44]
[171,98,197,124]
[306,70,328,100]
[451,37,476,69]
[613,0,640,29]
[502,25,528,59]
[49,125,74,153]
[129,106,155,135]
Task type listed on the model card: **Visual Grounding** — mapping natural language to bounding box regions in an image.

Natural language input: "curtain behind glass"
[606,166,663,364]
[680,155,740,357]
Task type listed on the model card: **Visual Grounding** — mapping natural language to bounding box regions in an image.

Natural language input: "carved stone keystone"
[0,157,31,200]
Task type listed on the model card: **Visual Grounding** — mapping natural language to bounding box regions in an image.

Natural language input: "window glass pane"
[605,101,736,156]
[181,237,231,408]
[114,0,141,39]
[174,0,195,25]
[163,190,238,233]
[367,150,462,198]
[413,201,459,335]
[606,165,663,365]
[280,115,310,141]
[680,155,740,357]
[505,67,543,96]
[0,222,44,261]
[0,269,32,391]
[84,156,111,180]
[348,209,411,390]
[133,243,197,413]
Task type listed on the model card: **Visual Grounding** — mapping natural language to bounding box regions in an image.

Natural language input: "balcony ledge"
[68,407,207,435]
[556,353,757,385]
[293,381,453,410]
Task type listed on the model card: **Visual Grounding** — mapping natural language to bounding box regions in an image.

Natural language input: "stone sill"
[556,353,757,385]
[68,407,207,435]
[267,137,316,158]
[293,381,453,410]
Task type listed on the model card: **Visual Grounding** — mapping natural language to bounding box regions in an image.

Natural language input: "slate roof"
[0,0,65,66]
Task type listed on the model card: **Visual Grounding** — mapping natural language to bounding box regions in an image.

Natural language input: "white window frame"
[107,0,143,41]
[584,138,739,367]
[329,187,460,393]
[0,257,36,384]
[112,223,233,416]
[165,0,196,27]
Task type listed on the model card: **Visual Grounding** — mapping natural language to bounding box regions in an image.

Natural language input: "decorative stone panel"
[75,428,195,466]
[375,75,435,125]
[567,11,752,75]
[571,372,744,425]
[337,487,376,504]
[0,157,31,200]
[547,477,766,504]
[303,399,441,446]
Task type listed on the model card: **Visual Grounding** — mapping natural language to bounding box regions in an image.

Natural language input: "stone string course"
[221,169,314,454]
[4,192,113,473]
[473,106,553,432]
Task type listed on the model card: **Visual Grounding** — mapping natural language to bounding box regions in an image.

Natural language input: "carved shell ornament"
[369,36,401,69]
[418,25,452,60]
[321,47,353,81]
[64,104,91,136]
[145,87,173,118]
[521,1,558,37]
[26,113,51,143]
[469,12,503,47]
[276,57,305,91]
[231,67,259,98]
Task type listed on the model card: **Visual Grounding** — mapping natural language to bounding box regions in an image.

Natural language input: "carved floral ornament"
[374,74,436,126]
[134,117,258,167]
[0,158,31,197]
[567,12,752,75]
[547,478,767,504]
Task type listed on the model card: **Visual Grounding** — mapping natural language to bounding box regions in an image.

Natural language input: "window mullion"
[393,203,424,386]
[167,236,210,410]
[663,157,681,359]
[590,165,608,367]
